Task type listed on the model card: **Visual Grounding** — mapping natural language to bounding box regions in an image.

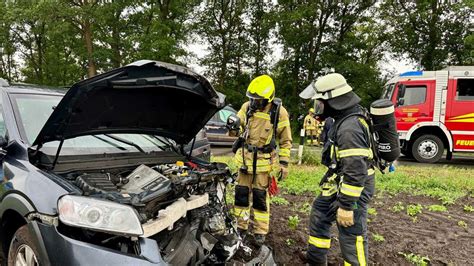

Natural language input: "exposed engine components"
[122,164,170,194]
[75,173,117,194]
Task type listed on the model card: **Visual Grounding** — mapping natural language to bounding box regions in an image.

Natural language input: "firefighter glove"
[279,164,289,181]
[336,208,354,227]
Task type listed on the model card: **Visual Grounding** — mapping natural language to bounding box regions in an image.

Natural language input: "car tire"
[7,225,40,266]
[411,134,444,163]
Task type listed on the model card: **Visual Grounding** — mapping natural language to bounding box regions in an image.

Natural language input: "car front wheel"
[411,134,444,163]
[8,225,40,266]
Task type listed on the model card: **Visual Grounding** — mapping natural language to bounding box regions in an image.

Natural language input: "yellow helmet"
[246,75,275,101]
[309,108,315,113]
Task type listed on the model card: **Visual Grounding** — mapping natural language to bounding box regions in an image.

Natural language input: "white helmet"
[300,73,360,110]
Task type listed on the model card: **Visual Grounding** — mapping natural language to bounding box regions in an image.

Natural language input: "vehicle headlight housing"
[58,195,143,236]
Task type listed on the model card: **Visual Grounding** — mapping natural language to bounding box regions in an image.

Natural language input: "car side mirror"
[226,114,241,131]
[398,84,406,98]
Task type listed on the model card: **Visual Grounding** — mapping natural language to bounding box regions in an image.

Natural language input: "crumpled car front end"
[35,160,274,265]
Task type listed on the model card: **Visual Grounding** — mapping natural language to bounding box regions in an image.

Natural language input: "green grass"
[212,152,474,204]
[464,205,474,212]
[427,204,447,212]
[391,202,405,213]
[300,148,322,166]
[271,196,289,206]
[376,165,474,204]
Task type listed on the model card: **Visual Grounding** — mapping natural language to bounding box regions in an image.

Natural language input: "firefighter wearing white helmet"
[304,108,319,146]
[299,73,375,265]
[229,75,292,245]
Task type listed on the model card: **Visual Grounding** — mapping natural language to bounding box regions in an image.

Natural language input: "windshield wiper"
[104,134,146,153]
[152,135,179,153]
[92,135,127,151]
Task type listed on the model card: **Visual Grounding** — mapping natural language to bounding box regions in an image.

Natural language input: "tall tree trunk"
[83,19,96,77]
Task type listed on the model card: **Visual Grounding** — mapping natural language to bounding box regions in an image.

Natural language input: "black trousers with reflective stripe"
[307,175,374,265]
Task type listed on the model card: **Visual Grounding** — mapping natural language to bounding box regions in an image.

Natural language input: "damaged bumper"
[35,222,164,265]
[34,220,275,265]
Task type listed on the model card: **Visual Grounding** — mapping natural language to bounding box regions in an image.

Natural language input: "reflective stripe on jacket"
[234,101,292,173]
[332,114,373,210]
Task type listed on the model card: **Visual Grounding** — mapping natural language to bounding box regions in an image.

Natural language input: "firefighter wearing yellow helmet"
[230,75,292,245]
[304,107,320,146]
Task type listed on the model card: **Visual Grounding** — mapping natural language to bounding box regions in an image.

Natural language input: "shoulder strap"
[270,98,282,136]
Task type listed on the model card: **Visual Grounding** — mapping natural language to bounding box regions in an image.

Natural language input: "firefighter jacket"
[234,101,292,173]
[304,114,318,130]
[321,106,374,210]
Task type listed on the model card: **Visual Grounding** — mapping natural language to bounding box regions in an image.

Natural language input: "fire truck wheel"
[411,134,444,163]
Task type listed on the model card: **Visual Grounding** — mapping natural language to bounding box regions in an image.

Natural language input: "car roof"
[223,105,237,113]
[1,83,66,96]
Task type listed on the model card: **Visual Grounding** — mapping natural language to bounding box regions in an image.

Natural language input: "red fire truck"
[382,66,474,163]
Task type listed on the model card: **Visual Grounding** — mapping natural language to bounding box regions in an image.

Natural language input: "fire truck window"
[456,79,474,101]
[399,86,426,106]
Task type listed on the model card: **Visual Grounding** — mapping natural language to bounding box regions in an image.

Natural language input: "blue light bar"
[400,71,423,77]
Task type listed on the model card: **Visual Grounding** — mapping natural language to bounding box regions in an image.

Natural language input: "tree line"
[0,0,472,117]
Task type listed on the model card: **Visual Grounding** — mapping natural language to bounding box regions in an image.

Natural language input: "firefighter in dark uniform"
[299,73,375,265]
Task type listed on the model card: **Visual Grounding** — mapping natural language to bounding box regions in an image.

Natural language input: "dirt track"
[266,193,474,265]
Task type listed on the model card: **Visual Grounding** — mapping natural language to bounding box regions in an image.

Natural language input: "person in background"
[304,108,319,146]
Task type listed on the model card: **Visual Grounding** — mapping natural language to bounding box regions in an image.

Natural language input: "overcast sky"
[185,37,416,80]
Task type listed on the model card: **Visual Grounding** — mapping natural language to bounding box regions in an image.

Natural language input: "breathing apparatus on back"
[300,73,400,173]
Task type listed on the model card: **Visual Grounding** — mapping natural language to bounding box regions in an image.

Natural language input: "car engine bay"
[56,160,268,264]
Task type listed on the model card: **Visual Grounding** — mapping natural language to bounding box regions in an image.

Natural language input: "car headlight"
[58,195,143,236]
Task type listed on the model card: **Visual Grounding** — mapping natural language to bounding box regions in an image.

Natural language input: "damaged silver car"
[0,60,274,265]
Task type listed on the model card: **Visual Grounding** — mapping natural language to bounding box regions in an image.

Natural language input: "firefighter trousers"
[306,129,318,145]
[233,171,270,235]
[307,176,374,265]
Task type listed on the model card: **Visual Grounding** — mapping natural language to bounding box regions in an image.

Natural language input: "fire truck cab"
[383,66,474,163]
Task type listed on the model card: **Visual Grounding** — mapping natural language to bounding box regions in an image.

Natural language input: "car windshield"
[10,93,173,155]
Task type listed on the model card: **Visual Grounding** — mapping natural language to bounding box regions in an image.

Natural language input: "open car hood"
[32,60,225,146]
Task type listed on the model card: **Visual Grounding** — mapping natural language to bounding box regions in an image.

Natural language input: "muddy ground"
[2,193,472,265]
[265,193,474,265]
